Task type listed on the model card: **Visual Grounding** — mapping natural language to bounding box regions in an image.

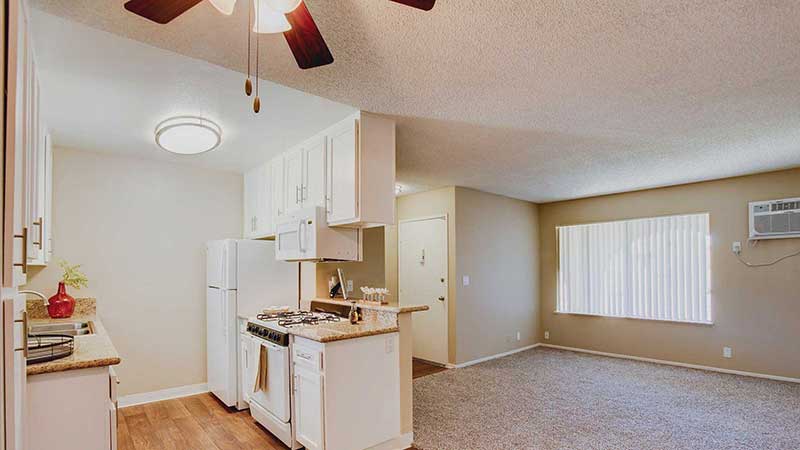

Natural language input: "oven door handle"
[298,219,305,253]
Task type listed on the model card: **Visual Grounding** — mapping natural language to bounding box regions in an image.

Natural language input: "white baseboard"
[448,344,541,369]
[539,344,800,384]
[366,432,414,450]
[119,383,209,408]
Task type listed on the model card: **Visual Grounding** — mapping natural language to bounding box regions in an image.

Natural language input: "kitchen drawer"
[293,339,323,372]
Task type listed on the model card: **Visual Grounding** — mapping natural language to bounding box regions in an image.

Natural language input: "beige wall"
[386,187,458,363]
[539,168,800,379]
[27,148,242,396]
[314,226,386,299]
[454,187,540,364]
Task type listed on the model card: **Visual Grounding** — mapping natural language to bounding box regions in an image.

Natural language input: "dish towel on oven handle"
[253,344,269,393]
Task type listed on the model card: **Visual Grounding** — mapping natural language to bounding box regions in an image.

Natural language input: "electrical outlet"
[516,331,521,341]
[544,331,550,340]
[346,280,353,292]
[732,242,742,254]
[723,347,733,358]
[462,275,470,286]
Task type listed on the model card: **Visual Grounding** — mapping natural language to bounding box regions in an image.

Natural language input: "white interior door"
[399,216,448,365]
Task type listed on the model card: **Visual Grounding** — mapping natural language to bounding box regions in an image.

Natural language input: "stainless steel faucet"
[19,290,48,306]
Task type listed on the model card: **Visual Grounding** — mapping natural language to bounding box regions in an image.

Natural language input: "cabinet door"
[284,148,303,216]
[253,161,273,237]
[326,119,358,224]
[43,134,53,263]
[5,2,29,287]
[294,364,324,450]
[243,167,258,238]
[302,136,326,209]
[271,156,285,224]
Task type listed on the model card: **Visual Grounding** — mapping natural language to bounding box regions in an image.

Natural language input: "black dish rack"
[27,334,75,365]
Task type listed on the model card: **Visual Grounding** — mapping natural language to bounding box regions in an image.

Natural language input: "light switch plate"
[462,275,470,286]
[723,347,732,358]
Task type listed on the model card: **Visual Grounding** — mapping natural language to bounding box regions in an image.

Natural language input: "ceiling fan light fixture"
[253,0,292,34]
[155,116,222,155]
[263,0,302,13]
[209,0,237,15]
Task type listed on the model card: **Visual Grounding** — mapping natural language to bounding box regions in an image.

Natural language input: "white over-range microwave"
[275,206,362,262]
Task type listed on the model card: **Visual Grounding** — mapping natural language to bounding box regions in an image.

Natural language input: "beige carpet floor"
[413,347,800,450]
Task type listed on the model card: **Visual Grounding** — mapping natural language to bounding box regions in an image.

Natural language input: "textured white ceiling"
[29,10,356,173]
[29,0,800,201]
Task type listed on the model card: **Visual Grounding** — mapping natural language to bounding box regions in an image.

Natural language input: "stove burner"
[256,310,342,328]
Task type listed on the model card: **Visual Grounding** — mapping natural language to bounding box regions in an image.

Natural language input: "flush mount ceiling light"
[155,116,222,155]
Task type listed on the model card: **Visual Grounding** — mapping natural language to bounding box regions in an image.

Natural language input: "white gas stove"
[247,310,344,346]
[243,309,343,448]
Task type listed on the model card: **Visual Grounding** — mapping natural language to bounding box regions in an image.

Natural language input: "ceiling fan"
[123,0,436,70]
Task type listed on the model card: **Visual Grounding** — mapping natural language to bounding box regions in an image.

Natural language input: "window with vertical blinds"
[557,213,711,324]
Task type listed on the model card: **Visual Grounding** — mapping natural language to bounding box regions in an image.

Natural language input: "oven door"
[248,337,291,423]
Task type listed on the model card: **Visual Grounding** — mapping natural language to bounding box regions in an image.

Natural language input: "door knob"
[438,296,445,302]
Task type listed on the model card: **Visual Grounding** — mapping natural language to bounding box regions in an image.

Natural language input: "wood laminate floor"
[412,359,448,379]
[118,362,443,449]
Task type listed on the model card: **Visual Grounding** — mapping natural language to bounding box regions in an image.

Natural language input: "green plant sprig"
[59,259,88,290]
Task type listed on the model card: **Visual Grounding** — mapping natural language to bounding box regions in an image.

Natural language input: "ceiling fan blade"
[283,1,334,69]
[389,0,435,11]
[124,0,204,24]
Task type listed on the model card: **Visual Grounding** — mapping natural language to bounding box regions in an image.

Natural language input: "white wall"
[27,147,242,396]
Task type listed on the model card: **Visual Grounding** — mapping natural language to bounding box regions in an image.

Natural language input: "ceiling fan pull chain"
[253,6,261,114]
[245,0,253,96]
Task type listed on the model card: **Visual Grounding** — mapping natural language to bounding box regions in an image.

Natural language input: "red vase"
[47,282,76,319]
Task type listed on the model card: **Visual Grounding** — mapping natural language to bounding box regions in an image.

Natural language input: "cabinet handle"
[13,311,28,358]
[302,185,308,201]
[32,217,43,249]
[295,186,300,204]
[13,228,28,274]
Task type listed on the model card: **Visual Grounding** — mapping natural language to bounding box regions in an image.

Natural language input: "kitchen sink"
[28,321,94,336]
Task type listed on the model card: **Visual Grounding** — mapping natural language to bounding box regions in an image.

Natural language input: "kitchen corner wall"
[26,147,242,396]
[453,187,540,364]
[538,168,800,379]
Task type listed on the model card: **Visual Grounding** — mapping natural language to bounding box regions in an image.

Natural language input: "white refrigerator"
[206,239,299,408]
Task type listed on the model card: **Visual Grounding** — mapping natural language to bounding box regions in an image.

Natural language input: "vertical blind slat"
[557,214,710,323]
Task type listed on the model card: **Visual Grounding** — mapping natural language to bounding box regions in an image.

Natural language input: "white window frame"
[556,213,712,325]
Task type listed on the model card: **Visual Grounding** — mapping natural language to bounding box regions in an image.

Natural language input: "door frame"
[398,214,449,365]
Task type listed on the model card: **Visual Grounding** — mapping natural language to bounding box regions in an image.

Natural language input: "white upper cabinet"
[5,0,54,284]
[243,166,258,238]
[241,110,395,244]
[272,155,286,226]
[326,112,396,228]
[243,162,274,239]
[284,146,304,217]
[302,135,326,209]
[326,118,358,225]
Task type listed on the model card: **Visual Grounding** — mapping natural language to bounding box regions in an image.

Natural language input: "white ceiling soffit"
[29,0,800,202]
[28,9,357,173]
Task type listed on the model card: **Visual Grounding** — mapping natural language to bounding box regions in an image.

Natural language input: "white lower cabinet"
[27,366,119,450]
[292,333,401,450]
[294,363,324,450]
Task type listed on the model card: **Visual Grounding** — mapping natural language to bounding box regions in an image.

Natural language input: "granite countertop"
[288,320,399,343]
[312,298,430,314]
[26,298,121,376]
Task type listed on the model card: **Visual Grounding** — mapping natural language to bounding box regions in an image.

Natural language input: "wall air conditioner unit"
[749,197,800,240]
